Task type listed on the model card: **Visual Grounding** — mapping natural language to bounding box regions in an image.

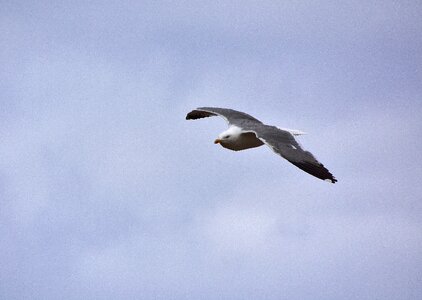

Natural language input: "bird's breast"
[221,132,264,151]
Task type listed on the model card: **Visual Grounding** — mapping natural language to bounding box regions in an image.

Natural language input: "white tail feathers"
[278,127,307,136]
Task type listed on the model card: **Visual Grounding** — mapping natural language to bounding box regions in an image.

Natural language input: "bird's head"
[214,126,241,145]
[214,134,231,145]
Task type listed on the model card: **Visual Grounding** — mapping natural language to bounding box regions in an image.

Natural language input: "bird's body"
[215,125,264,151]
[186,107,337,183]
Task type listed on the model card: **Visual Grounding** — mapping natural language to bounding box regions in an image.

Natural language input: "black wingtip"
[329,177,338,184]
[185,110,217,120]
[290,161,337,184]
[324,174,337,184]
[329,172,338,184]
[322,170,337,184]
[185,111,194,120]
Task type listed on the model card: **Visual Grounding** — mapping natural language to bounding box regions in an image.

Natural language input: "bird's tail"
[278,127,307,136]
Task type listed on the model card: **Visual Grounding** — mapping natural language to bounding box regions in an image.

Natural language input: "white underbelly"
[221,132,264,151]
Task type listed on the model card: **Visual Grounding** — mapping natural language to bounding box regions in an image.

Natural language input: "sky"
[1,1,422,299]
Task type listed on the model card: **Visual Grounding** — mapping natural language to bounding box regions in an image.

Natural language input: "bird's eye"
[224,135,230,139]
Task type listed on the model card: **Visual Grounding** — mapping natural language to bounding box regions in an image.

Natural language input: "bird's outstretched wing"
[246,123,337,183]
[186,107,263,127]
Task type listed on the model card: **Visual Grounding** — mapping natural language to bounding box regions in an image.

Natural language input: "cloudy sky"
[1,1,422,299]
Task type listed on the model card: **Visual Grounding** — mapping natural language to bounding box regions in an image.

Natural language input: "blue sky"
[1,1,422,299]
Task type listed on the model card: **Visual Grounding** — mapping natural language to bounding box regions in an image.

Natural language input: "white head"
[214,126,242,145]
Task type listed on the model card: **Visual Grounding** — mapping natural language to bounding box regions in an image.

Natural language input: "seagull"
[186,107,337,183]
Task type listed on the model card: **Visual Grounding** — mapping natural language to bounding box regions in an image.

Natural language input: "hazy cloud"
[1,1,421,299]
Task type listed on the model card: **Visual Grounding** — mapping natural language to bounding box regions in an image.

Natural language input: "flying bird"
[186,107,337,183]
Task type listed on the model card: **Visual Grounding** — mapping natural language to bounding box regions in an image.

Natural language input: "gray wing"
[186,107,263,127]
[247,123,337,183]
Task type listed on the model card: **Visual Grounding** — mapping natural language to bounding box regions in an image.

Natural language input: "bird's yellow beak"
[214,139,221,144]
